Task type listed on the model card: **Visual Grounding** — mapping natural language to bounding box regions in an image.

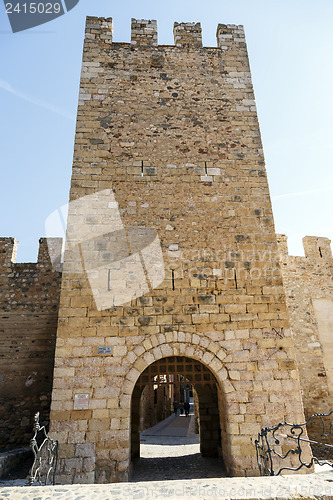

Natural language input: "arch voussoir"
[124,337,230,398]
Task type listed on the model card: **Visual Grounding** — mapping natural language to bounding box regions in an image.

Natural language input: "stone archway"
[130,355,225,476]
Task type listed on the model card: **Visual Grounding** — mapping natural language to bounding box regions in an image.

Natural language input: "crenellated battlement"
[37,238,63,268]
[216,24,245,51]
[84,16,113,43]
[173,22,202,48]
[84,16,244,49]
[131,19,157,47]
[276,234,289,256]
[303,236,332,262]
[277,233,333,264]
[0,237,63,268]
[0,237,18,266]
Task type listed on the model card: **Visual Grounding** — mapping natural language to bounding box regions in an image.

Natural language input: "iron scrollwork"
[28,412,58,486]
[255,410,333,476]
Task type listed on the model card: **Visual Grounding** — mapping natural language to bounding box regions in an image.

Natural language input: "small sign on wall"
[74,393,89,410]
[98,346,112,355]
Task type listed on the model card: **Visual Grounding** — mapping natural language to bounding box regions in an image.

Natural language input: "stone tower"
[49,17,311,483]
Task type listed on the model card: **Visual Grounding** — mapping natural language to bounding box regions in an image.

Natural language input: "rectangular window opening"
[108,269,111,291]
[234,269,238,289]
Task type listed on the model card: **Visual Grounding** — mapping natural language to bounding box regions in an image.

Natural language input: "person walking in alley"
[173,400,178,415]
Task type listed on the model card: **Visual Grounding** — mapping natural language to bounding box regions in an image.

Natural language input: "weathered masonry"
[0,237,62,447]
[2,235,332,463]
[47,17,312,483]
[277,235,333,441]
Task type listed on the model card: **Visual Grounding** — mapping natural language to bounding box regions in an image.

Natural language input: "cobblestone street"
[131,412,227,482]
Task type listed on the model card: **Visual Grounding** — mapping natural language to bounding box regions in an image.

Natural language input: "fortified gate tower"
[49,17,311,483]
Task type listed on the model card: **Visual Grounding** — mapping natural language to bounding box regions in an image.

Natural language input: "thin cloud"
[0,79,75,121]
[264,125,333,153]
[272,187,333,200]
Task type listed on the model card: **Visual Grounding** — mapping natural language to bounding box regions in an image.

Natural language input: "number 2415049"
[6,3,62,14]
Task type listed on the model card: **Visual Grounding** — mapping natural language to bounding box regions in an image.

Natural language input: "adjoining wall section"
[0,238,62,448]
[277,235,333,438]
[312,299,333,394]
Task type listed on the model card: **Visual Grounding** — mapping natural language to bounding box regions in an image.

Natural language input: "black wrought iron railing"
[28,412,58,486]
[255,410,333,476]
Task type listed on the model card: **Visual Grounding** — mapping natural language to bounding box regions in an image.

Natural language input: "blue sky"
[1,0,333,262]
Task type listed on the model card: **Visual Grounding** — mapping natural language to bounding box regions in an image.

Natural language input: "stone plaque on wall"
[74,393,89,410]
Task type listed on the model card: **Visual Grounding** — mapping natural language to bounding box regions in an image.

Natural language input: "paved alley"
[131,411,227,482]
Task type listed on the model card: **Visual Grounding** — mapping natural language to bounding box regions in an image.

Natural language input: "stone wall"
[277,235,333,439]
[1,232,331,459]
[0,238,62,448]
[139,384,172,431]
[49,17,311,483]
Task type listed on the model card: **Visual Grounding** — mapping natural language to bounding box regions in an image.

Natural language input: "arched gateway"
[131,356,224,463]
[49,17,312,483]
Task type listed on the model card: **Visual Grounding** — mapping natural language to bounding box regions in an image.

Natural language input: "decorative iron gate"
[29,412,58,486]
[255,410,333,476]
